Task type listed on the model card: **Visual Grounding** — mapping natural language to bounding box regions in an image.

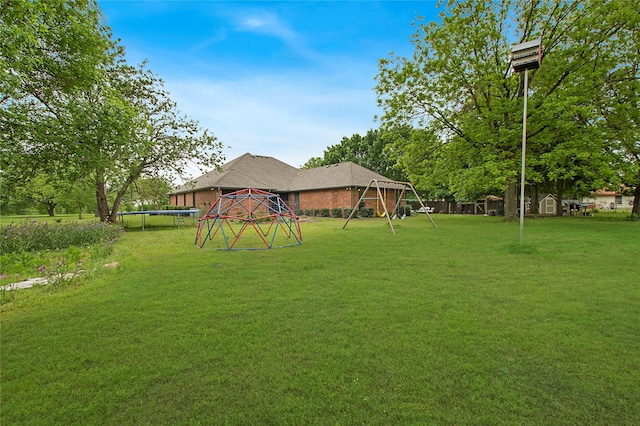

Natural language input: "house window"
[615,195,622,205]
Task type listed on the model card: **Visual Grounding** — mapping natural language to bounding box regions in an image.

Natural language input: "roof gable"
[537,193,556,202]
[173,153,299,193]
[171,154,393,194]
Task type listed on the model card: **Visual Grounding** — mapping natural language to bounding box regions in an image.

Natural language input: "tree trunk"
[107,170,142,223]
[530,183,539,215]
[47,202,56,217]
[555,180,564,217]
[503,180,517,221]
[108,193,124,223]
[632,179,640,217]
[96,180,111,222]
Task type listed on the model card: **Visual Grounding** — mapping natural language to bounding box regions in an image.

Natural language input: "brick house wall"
[359,188,398,213]
[172,193,194,207]
[195,189,220,209]
[170,189,221,209]
[171,187,398,213]
[298,188,356,210]
[298,188,397,212]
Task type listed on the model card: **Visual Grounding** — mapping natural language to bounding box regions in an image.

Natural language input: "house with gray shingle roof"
[169,153,399,215]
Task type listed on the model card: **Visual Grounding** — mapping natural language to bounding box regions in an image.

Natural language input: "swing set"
[343,179,436,234]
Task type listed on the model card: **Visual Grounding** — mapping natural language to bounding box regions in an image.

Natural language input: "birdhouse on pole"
[511,38,542,72]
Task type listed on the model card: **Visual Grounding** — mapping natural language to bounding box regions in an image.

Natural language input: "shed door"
[545,198,555,214]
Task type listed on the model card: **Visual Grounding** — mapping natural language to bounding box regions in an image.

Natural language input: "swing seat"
[376,210,386,217]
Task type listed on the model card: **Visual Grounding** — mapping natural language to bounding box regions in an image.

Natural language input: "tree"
[302,129,408,181]
[27,175,60,216]
[2,166,95,218]
[2,172,68,216]
[376,0,622,220]
[300,157,324,170]
[1,1,224,222]
[132,176,173,210]
[1,0,116,171]
[1,0,116,215]
[0,0,114,103]
[60,178,96,219]
[595,1,640,216]
[380,126,455,200]
[97,62,223,221]
[33,61,223,222]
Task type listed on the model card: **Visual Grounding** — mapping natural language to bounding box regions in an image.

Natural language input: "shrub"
[318,208,330,217]
[162,205,194,210]
[399,205,412,216]
[343,208,354,218]
[331,208,343,218]
[0,220,124,254]
[360,207,374,218]
[0,221,123,293]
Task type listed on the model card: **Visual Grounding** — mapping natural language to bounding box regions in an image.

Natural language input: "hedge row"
[295,205,413,218]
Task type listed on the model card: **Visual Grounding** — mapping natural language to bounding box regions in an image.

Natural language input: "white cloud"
[234,11,297,42]
[165,71,379,177]
[223,8,323,62]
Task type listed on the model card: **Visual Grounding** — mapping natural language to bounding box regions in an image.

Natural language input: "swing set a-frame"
[343,179,437,235]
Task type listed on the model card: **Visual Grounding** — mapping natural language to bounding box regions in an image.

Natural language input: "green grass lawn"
[1,214,639,425]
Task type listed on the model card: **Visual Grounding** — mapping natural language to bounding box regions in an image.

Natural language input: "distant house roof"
[594,189,620,196]
[592,185,635,197]
[537,193,556,202]
[170,153,396,194]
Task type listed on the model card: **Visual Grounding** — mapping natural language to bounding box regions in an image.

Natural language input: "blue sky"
[98,1,440,176]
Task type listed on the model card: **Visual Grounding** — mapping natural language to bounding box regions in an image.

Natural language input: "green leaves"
[0,0,114,102]
[376,0,636,213]
[302,129,407,182]
[1,1,224,221]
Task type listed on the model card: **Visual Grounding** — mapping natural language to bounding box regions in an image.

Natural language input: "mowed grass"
[1,214,639,425]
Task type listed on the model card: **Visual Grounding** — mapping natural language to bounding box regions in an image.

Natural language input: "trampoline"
[116,209,201,231]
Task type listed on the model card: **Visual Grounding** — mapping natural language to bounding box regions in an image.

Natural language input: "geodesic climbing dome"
[195,188,302,250]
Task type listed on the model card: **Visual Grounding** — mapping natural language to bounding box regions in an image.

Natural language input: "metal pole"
[519,68,529,245]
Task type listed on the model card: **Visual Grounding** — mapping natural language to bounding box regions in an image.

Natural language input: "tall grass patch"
[1,219,122,253]
[0,219,124,299]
